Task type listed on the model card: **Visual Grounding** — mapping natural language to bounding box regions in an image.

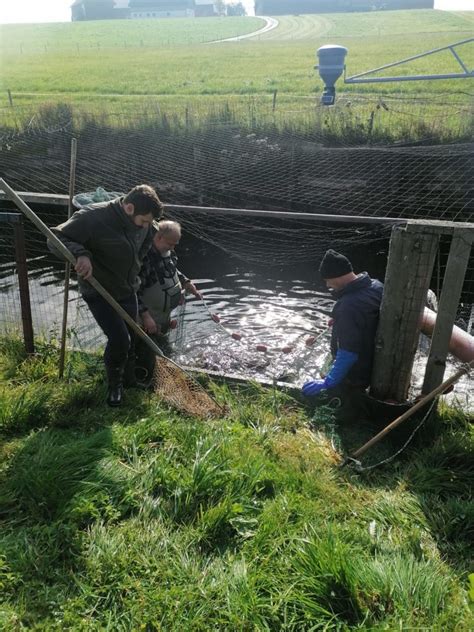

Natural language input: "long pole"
[58,138,77,378]
[341,360,473,468]
[0,178,224,413]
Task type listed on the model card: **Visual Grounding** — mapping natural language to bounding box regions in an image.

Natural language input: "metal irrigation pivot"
[316,38,474,105]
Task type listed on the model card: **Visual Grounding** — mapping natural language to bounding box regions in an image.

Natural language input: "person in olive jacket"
[49,184,163,407]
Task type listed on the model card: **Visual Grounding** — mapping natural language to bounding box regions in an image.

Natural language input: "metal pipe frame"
[345,37,473,84]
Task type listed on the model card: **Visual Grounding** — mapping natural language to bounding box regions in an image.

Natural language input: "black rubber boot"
[135,337,158,388]
[106,365,124,407]
[123,353,137,389]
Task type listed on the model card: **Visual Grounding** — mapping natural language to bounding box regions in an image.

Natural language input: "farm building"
[254,0,434,15]
[71,0,117,21]
[129,1,195,19]
[195,0,218,16]
[71,0,217,20]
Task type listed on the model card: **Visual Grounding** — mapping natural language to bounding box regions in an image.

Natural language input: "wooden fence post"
[272,89,278,112]
[13,217,35,354]
[58,138,78,379]
[422,228,474,393]
[371,224,439,402]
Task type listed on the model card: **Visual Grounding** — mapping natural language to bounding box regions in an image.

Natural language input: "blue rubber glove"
[302,350,359,397]
[302,380,326,397]
[324,349,359,388]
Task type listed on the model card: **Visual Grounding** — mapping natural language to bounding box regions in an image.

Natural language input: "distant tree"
[214,0,227,15]
[226,2,247,15]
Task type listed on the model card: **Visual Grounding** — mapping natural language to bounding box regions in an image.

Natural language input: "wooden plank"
[168,205,406,225]
[1,191,473,232]
[407,219,474,235]
[371,225,439,401]
[0,212,22,224]
[371,227,408,398]
[0,191,69,205]
[422,229,474,394]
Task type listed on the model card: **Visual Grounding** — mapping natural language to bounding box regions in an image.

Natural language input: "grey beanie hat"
[319,249,353,279]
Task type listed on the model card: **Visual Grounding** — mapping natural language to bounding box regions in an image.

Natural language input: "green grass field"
[0,10,472,109]
[0,337,473,629]
[0,16,264,52]
[259,9,473,40]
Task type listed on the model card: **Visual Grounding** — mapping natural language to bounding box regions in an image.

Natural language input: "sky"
[0,0,472,25]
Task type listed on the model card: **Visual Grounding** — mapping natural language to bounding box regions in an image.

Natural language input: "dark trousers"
[135,332,172,384]
[84,292,138,370]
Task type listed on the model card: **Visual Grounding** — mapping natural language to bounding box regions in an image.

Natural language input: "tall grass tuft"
[0,339,473,629]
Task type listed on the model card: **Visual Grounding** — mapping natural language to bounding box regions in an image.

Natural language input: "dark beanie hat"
[319,249,353,279]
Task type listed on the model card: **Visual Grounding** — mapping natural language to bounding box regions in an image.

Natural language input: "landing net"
[152,355,223,418]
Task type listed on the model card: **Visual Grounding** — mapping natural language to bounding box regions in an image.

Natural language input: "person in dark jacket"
[302,249,384,399]
[135,220,201,385]
[49,184,163,406]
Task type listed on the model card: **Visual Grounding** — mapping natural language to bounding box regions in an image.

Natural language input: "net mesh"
[0,96,472,405]
[152,355,223,418]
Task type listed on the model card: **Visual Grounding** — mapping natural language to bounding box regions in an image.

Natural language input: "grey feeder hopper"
[316,38,473,106]
[315,45,348,106]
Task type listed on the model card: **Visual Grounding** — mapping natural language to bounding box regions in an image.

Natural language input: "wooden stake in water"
[58,138,77,379]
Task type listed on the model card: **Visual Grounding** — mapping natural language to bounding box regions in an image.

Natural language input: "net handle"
[1,178,227,412]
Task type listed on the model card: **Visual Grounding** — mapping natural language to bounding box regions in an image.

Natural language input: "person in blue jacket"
[302,249,383,399]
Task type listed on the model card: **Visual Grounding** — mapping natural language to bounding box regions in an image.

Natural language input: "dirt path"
[209,16,279,43]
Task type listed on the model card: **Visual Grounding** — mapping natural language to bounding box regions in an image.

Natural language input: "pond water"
[0,230,471,411]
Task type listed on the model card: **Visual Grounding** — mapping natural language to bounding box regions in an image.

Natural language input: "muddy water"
[0,237,471,411]
[171,269,335,384]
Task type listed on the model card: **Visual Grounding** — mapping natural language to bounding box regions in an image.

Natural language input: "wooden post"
[272,89,278,112]
[13,218,35,354]
[422,228,474,394]
[7,90,13,107]
[193,147,204,205]
[371,224,439,402]
[58,138,78,379]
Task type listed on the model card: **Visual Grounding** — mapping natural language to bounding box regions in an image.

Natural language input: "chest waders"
[136,252,182,384]
[140,252,183,330]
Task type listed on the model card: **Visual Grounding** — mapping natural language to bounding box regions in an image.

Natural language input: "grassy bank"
[0,337,472,629]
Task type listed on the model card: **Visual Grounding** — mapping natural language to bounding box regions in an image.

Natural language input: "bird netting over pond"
[1,94,472,225]
[0,96,472,406]
[1,96,472,268]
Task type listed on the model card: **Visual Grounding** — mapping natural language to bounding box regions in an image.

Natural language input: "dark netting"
[0,96,472,405]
